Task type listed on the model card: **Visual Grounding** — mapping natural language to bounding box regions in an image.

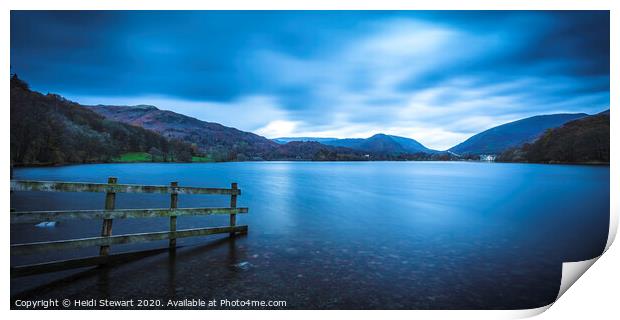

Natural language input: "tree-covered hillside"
[497,111,610,163]
[10,75,193,166]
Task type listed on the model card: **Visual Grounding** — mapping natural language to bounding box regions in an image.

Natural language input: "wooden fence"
[10,177,248,277]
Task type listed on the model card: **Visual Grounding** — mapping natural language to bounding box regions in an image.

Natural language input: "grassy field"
[112,152,153,162]
[191,155,214,162]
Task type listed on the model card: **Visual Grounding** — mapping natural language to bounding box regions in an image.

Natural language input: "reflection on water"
[10,161,609,309]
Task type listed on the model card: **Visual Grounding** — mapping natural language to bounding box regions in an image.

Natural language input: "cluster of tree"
[497,112,609,164]
[370,151,459,161]
[10,75,194,166]
[259,141,455,162]
[262,141,367,161]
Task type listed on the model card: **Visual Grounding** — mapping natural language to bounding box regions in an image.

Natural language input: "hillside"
[498,111,610,163]
[448,113,588,155]
[273,134,436,155]
[87,105,280,161]
[10,75,193,166]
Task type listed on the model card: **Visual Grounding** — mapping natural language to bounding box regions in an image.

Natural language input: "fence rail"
[11,207,249,224]
[11,225,249,255]
[10,177,248,277]
[11,180,241,195]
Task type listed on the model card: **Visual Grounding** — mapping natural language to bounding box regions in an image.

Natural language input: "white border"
[2,1,617,319]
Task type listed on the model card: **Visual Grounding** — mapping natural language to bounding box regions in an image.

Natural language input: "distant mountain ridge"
[88,103,447,160]
[273,134,437,154]
[86,104,378,161]
[88,104,440,160]
[448,113,589,155]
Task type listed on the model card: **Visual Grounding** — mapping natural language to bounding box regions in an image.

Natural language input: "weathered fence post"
[169,181,178,248]
[229,182,238,237]
[100,177,117,256]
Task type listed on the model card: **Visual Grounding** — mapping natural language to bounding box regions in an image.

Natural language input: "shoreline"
[11,159,611,169]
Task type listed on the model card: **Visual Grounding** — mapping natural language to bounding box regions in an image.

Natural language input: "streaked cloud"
[11,11,609,150]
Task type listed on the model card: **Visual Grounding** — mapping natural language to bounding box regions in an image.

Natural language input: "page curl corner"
[556,256,600,301]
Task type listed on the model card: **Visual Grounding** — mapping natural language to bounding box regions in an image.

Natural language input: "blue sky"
[11,11,609,150]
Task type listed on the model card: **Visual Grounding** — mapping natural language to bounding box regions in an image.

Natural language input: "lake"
[10,161,610,309]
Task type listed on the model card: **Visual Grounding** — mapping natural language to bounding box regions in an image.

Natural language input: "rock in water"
[231,261,251,271]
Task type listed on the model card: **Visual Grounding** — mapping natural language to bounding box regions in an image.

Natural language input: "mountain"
[273,134,436,154]
[386,135,437,154]
[88,103,438,159]
[498,111,610,163]
[10,75,193,166]
[87,104,280,161]
[86,104,373,161]
[448,113,588,155]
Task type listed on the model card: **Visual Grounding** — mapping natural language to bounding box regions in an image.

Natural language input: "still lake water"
[10,161,609,309]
